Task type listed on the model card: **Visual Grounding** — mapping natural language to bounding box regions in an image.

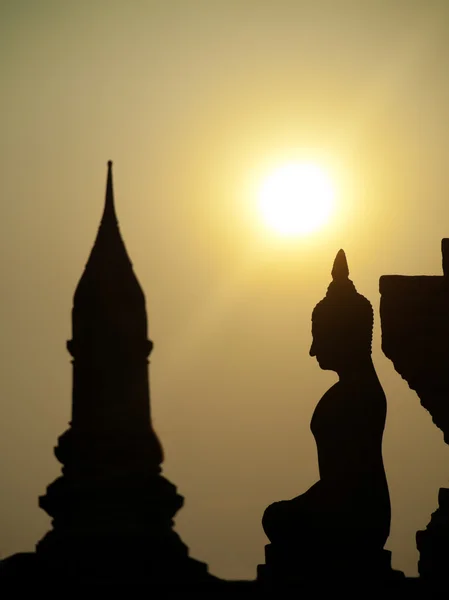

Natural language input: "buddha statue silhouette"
[260,250,391,581]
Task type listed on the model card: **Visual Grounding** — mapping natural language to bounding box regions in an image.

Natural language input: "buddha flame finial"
[331,249,350,282]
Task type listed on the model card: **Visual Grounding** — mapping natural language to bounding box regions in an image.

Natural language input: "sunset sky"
[2,0,449,579]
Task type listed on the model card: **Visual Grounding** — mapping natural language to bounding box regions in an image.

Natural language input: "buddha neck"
[336,355,377,384]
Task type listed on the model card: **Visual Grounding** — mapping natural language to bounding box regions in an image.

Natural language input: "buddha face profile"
[310,250,373,374]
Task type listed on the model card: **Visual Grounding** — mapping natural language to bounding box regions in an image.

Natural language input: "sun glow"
[258,162,336,237]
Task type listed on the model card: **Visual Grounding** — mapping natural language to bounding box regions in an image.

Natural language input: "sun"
[258,162,336,237]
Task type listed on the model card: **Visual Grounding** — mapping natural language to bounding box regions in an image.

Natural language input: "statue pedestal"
[257,544,404,586]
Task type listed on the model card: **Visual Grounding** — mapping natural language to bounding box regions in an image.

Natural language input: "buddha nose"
[309,340,316,357]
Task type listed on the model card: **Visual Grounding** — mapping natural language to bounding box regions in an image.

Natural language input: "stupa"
[34,162,214,584]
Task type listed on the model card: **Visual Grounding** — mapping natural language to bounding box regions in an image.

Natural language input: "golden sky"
[1,0,449,579]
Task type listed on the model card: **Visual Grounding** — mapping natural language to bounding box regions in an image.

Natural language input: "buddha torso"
[313,377,386,473]
[311,373,390,534]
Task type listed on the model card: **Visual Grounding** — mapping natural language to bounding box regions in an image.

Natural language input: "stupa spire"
[73,161,140,311]
[85,159,132,268]
[102,160,118,224]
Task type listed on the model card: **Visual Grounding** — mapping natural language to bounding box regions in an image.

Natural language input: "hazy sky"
[2,0,449,579]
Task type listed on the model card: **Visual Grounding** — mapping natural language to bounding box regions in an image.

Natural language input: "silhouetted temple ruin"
[381,240,449,591]
[1,164,447,594]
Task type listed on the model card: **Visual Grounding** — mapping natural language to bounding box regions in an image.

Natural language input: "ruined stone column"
[380,239,449,587]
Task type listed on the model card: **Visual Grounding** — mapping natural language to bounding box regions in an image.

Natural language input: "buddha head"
[310,250,373,373]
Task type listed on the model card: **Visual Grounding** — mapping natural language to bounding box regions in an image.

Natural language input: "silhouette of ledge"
[0,553,425,593]
[380,272,449,440]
